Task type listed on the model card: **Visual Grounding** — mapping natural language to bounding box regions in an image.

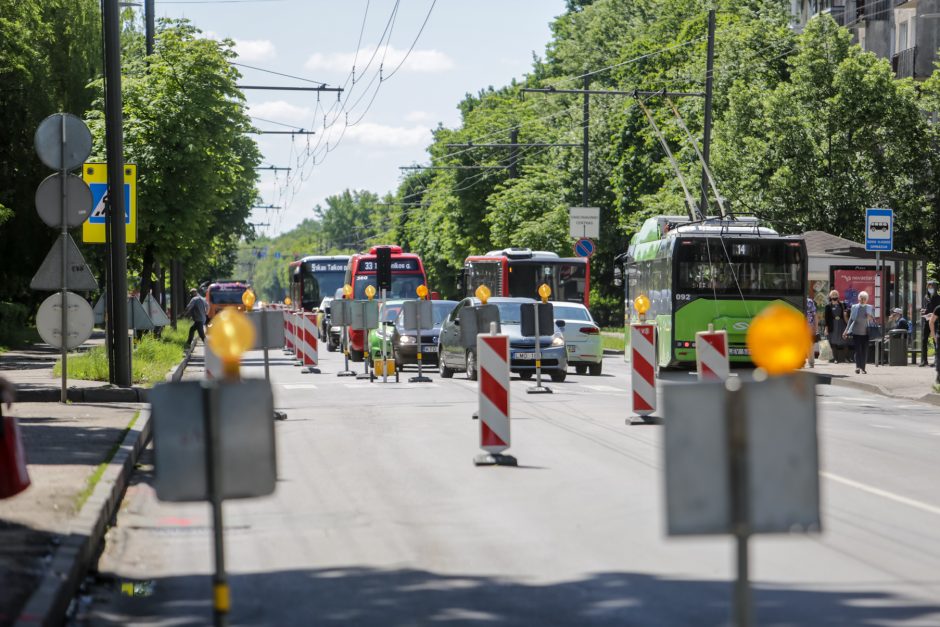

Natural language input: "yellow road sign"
[81,162,137,244]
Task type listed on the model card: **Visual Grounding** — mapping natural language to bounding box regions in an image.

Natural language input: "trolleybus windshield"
[675,239,804,296]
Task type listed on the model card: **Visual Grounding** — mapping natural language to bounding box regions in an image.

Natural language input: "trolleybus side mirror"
[613,266,623,287]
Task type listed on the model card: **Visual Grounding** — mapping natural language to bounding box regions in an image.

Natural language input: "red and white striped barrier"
[283,309,294,354]
[301,312,320,373]
[292,311,303,363]
[204,342,222,380]
[474,332,516,465]
[695,328,729,381]
[630,323,657,418]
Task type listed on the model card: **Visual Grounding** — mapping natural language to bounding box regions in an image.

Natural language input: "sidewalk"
[809,359,940,404]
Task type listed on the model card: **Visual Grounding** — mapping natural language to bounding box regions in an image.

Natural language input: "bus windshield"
[354,274,425,300]
[302,270,346,307]
[210,288,247,304]
[675,239,804,296]
[507,261,586,304]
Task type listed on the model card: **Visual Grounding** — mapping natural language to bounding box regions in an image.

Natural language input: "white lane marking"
[282,384,318,390]
[822,471,940,517]
[869,424,894,430]
[583,385,623,393]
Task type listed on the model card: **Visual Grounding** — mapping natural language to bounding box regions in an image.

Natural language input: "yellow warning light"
[475,284,491,305]
[634,294,650,315]
[207,309,256,376]
[342,284,353,299]
[746,304,811,376]
[284,297,292,306]
[241,289,256,309]
[416,284,429,299]
[538,283,551,303]
[365,284,377,300]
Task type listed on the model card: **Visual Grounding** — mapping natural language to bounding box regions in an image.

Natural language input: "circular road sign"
[35,173,93,229]
[34,113,92,171]
[575,237,595,258]
[36,291,94,350]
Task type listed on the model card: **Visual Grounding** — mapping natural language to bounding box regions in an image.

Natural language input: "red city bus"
[462,248,590,307]
[344,245,428,361]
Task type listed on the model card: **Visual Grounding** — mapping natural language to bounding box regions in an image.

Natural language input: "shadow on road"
[79,566,940,626]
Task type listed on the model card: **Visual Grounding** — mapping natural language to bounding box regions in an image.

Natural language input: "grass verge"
[55,326,190,386]
[74,410,140,511]
[601,330,625,352]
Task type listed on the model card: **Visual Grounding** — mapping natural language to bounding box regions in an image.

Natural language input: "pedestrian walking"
[920,280,940,367]
[930,302,940,385]
[843,291,874,374]
[825,290,849,363]
[184,288,208,346]
[805,297,818,368]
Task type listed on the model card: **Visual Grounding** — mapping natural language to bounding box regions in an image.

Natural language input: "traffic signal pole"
[103,0,130,387]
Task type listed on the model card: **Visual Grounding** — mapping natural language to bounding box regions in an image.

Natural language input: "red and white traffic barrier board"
[293,312,303,362]
[631,323,656,417]
[696,328,729,381]
[283,309,294,353]
[475,332,515,465]
[301,312,319,373]
[204,342,222,380]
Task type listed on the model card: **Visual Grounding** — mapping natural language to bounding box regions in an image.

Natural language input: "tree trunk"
[139,244,155,303]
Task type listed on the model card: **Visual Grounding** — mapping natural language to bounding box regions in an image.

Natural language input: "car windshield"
[496,302,523,324]
[432,302,456,325]
[210,288,246,304]
[553,305,591,321]
[381,304,402,322]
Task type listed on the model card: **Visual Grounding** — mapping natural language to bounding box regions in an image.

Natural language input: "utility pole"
[509,128,519,179]
[582,75,590,206]
[103,0,130,386]
[700,8,716,214]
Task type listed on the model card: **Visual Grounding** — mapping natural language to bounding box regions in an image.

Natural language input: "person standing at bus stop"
[805,297,817,368]
[929,301,940,385]
[920,280,940,367]
[844,291,874,375]
[824,290,849,363]
[184,288,208,346]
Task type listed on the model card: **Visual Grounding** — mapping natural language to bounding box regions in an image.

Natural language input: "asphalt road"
[71,345,940,626]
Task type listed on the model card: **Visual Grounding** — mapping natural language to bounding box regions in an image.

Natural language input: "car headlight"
[400,335,417,344]
[551,333,566,347]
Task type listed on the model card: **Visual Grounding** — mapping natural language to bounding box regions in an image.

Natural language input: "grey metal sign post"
[405,299,433,383]
[521,302,554,394]
[33,113,94,403]
[333,299,355,377]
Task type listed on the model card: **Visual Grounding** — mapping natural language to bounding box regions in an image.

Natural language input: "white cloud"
[248,101,313,127]
[345,123,432,148]
[234,39,276,62]
[305,45,454,74]
[404,110,433,123]
[199,31,276,62]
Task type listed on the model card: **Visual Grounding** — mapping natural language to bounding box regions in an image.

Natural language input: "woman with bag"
[825,290,849,363]
[843,291,875,374]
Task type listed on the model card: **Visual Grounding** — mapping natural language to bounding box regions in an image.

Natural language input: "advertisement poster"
[830,266,886,321]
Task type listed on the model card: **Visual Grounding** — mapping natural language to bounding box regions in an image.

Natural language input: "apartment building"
[791,0,940,80]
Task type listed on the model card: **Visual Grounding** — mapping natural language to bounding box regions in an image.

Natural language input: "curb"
[13,408,152,627]
[603,348,625,356]
[166,338,196,383]
[827,376,940,407]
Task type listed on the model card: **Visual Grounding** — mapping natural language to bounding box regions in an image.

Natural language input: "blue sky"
[152,0,567,236]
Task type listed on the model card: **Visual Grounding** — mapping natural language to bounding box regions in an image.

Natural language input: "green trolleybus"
[619,215,807,368]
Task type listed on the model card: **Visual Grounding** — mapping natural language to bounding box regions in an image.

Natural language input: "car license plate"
[515,352,536,360]
[422,345,437,353]
[567,345,575,352]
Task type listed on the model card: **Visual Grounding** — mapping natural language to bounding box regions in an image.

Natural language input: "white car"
[550,302,603,375]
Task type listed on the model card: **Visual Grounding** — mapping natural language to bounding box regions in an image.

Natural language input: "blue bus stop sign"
[575,238,595,258]
[865,208,893,252]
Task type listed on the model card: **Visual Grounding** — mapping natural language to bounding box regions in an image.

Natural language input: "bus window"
[466,260,504,295]
[353,273,425,299]
[676,239,804,295]
[558,263,586,304]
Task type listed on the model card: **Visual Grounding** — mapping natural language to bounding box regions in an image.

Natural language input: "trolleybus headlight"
[400,335,417,344]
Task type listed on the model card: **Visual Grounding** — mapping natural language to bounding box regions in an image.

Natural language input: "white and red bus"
[288,255,350,312]
[344,245,428,361]
[462,248,590,307]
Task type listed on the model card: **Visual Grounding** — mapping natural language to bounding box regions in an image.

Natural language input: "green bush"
[0,301,35,349]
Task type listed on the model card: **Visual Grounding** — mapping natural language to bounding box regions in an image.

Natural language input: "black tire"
[518,371,533,380]
[349,349,363,363]
[575,365,587,375]
[326,340,337,353]
[440,360,454,378]
[588,362,602,376]
[550,370,567,383]
[466,350,478,381]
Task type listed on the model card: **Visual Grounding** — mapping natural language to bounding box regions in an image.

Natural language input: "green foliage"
[0,301,35,350]
[56,326,188,386]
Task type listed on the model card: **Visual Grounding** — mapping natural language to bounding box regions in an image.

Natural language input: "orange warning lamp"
[746,304,811,376]
[284,297,292,306]
[241,289,256,309]
[365,284,376,300]
[634,294,650,315]
[342,284,353,299]
[206,309,256,379]
[416,284,429,300]
[475,284,491,305]
[538,283,551,303]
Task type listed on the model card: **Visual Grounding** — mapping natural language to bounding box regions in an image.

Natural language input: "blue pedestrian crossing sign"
[574,237,595,258]
[81,163,137,244]
[865,208,893,252]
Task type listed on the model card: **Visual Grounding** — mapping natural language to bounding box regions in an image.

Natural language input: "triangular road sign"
[30,234,98,291]
[128,297,155,331]
[93,292,106,326]
[143,293,171,327]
